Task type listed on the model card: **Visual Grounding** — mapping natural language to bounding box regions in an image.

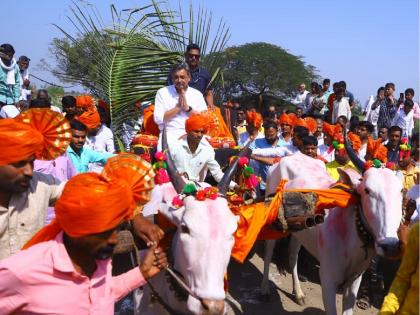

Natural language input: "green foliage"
[46,86,65,108]
[48,1,230,142]
[214,42,318,108]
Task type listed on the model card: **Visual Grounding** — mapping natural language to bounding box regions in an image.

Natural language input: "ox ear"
[158,203,184,226]
[337,167,362,189]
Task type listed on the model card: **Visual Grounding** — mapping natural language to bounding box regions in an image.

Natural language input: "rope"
[29,74,79,89]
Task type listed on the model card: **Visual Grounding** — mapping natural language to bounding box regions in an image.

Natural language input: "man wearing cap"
[0,154,167,314]
[170,113,239,190]
[0,109,70,259]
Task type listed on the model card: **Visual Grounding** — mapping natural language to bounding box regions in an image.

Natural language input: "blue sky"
[1,0,418,104]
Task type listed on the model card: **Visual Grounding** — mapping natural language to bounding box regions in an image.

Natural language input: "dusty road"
[226,240,378,315]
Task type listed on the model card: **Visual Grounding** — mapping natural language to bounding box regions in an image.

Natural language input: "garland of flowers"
[364,160,397,171]
[172,183,220,208]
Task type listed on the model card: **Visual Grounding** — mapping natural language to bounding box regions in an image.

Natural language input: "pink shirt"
[399,101,420,120]
[0,232,146,315]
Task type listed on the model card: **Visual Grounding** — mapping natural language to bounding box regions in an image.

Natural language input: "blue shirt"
[167,67,211,95]
[250,138,285,189]
[0,63,21,105]
[66,146,114,173]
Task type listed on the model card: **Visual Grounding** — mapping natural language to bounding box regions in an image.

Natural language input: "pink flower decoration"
[245,174,259,189]
[172,195,184,208]
[155,168,170,185]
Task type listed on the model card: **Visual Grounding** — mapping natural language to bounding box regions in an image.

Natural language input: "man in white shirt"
[154,63,207,149]
[392,100,415,138]
[332,87,351,124]
[0,104,19,118]
[170,114,238,190]
[17,56,31,101]
[291,83,309,108]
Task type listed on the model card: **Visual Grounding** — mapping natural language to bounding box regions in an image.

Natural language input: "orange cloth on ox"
[204,107,234,139]
[23,154,154,249]
[0,109,71,166]
[231,180,356,263]
[142,105,160,136]
[76,108,101,129]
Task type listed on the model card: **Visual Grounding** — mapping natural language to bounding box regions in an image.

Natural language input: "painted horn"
[217,139,252,196]
[162,128,185,194]
[343,129,365,173]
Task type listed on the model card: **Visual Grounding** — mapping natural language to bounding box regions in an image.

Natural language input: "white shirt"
[85,124,115,173]
[406,184,419,223]
[0,104,20,118]
[171,137,235,188]
[291,90,309,107]
[154,85,207,140]
[51,105,62,114]
[359,142,367,161]
[238,131,264,147]
[392,108,414,137]
[278,133,293,145]
[332,97,351,124]
[19,88,31,101]
[252,144,298,157]
[318,144,334,162]
[364,95,380,125]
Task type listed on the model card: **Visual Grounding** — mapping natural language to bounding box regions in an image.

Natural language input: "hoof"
[259,293,270,302]
[295,296,306,306]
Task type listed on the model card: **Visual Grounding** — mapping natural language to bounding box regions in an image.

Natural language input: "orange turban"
[185,113,210,133]
[76,108,101,129]
[348,132,362,152]
[143,104,160,136]
[294,117,317,134]
[246,111,263,129]
[367,138,388,163]
[23,154,154,249]
[0,109,71,166]
[323,123,342,139]
[278,113,296,126]
[76,95,95,110]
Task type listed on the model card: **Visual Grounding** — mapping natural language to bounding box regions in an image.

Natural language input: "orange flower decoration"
[246,111,263,129]
[367,138,388,163]
[76,95,95,111]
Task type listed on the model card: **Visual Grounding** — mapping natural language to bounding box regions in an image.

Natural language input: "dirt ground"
[225,240,379,315]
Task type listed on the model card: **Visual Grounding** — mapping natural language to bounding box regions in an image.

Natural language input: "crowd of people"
[0,40,418,315]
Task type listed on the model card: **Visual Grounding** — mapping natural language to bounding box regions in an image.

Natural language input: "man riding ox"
[262,128,404,315]
[140,125,250,315]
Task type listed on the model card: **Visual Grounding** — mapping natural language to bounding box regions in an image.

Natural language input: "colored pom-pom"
[385,162,396,170]
[183,183,197,195]
[337,143,345,150]
[154,151,167,161]
[196,190,206,201]
[245,174,259,189]
[172,195,184,208]
[242,166,254,178]
[372,159,382,168]
[332,140,339,149]
[155,168,170,185]
[364,160,373,170]
[238,157,249,167]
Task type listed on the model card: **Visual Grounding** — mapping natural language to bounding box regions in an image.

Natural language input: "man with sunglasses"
[167,43,214,108]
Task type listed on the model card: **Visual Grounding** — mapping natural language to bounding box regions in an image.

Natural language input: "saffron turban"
[246,111,263,129]
[295,117,317,134]
[0,109,71,166]
[347,132,362,152]
[185,113,210,133]
[278,113,296,126]
[143,104,160,137]
[76,108,101,129]
[367,138,388,163]
[23,153,155,249]
[76,95,95,110]
[323,122,343,139]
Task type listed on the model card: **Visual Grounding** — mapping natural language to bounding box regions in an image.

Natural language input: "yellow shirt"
[400,165,420,192]
[325,160,358,181]
[379,222,419,315]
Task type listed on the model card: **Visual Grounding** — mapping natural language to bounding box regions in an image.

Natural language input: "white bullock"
[261,144,403,315]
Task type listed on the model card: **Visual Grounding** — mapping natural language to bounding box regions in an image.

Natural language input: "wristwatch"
[186,106,192,113]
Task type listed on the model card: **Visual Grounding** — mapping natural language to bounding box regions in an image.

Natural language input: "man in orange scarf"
[238,111,264,147]
[0,154,167,314]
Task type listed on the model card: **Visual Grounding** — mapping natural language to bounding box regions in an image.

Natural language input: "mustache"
[94,245,116,260]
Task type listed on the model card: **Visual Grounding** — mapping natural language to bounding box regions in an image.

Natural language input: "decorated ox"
[261,136,403,315]
[139,131,247,315]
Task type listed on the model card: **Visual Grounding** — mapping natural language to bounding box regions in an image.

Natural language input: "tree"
[215,42,319,109]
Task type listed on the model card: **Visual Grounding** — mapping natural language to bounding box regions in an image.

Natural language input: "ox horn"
[217,140,252,196]
[162,128,185,194]
[343,129,365,173]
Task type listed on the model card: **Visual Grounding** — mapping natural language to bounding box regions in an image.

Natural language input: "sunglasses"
[187,53,200,60]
